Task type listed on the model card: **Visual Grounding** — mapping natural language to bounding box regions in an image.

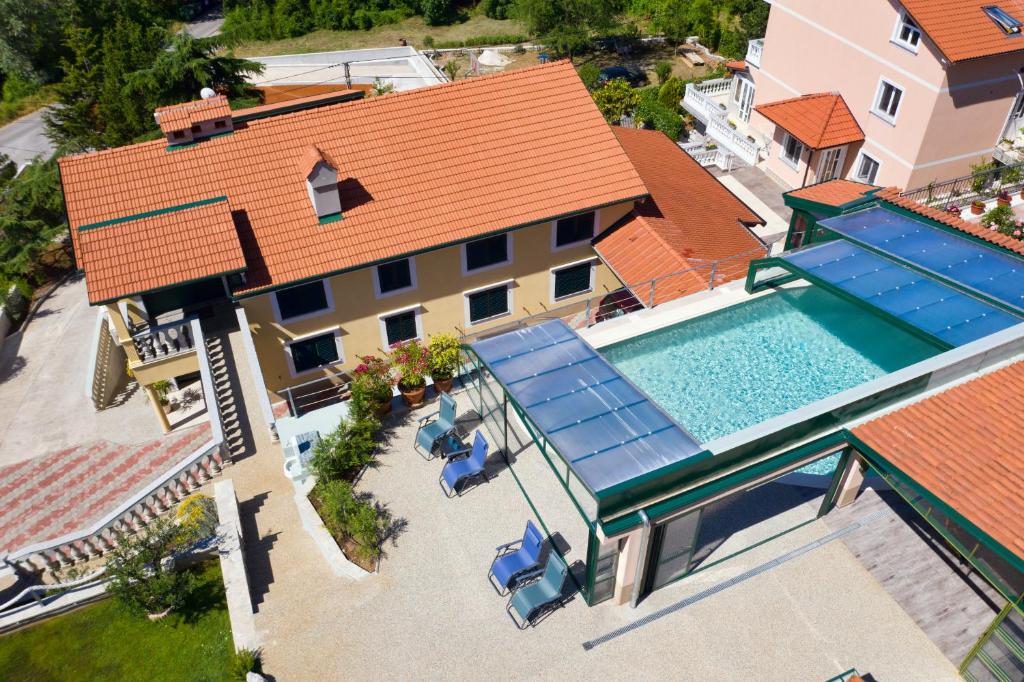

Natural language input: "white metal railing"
[682,79,765,165]
[0,567,106,616]
[746,38,764,68]
[132,317,196,363]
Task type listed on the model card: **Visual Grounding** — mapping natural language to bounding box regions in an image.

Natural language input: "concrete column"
[105,303,141,365]
[834,453,866,508]
[612,528,644,606]
[144,383,172,434]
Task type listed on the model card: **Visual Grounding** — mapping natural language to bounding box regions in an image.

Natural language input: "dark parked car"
[597,66,648,87]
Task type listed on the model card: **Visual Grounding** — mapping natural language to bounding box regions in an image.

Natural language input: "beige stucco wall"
[751,0,1021,189]
[241,202,635,397]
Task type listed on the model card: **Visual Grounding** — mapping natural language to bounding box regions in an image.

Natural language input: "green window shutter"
[468,286,509,323]
[275,281,329,320]
[384,310,418,346]
[291,332,339,373]
[554,262,592,299]
[555,212,595,247]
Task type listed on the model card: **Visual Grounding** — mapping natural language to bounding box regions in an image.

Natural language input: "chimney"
[298,146,342,222]
[154,94,233,146]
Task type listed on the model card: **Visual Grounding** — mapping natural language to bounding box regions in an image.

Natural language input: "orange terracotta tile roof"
[786,179,878,207]
[754,93,864,149]
[853,361,1024,561]
[724,59,747,71]
[60,61,649,298]
[76,197,246,304]
[875,187,1024,258]
[297,145,326,178]
[901,0,1024,62]
[231,89,362,121]
[595,128,767,305]
[154,95,231,133]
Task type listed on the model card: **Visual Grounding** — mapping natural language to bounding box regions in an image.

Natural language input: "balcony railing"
[900,160,1024,209]
[132,317,196,363]
[746,38,764,68]
[279,370,352,418]
[681,78,765,166]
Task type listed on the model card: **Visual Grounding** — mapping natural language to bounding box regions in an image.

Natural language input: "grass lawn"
[0,85,58,127]
[234,15,528,56]
[0,562,234,682]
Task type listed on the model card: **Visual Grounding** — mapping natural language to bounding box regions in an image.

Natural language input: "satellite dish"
[200,87,216,99]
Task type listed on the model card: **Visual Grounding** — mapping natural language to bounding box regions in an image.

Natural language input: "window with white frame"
[873,79,903,123]
[893,12,921,51]
[287,329,343,374]
[273,280,333,322]
[374,257,416,297]
[781,133,804,169]
[551,260,595,301]
[465,281,512,325]
[853,153,881,184]
[553,211,597,250]
[379,305,422,347]
[462,233,511,274]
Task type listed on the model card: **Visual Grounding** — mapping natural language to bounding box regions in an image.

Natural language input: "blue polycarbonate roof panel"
[783,240,1023,346]
[470,320,704,494]
[820,206,1024,312]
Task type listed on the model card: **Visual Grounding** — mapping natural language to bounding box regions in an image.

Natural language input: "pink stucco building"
[683,0,1024,191]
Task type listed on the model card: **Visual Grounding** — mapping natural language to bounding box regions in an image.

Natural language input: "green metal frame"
[78,195,229,231]
[960,599,1024,679]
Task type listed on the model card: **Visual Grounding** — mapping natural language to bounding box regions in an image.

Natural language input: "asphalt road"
[0,108,53,168]
[182,8,224,39]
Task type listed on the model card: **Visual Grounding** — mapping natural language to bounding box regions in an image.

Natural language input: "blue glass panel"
[471,320,704,493]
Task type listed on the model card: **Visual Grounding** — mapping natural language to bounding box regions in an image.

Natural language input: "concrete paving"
[715,165,794,252]
[181,8,224,39]
[0,276,161,466]
[221,338,957,679]
[0,109,53,169]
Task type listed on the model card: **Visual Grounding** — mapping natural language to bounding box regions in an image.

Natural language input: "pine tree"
[43,27,104,153]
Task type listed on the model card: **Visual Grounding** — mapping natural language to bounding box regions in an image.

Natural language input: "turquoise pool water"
[601,287,941,450]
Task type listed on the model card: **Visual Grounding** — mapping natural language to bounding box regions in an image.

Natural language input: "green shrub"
[636,86,684,141]
[480,0,515,19]
[423,35,435,48]
[658,76,684,112]
[577,63,600,90]
[314,479,390,563]
[106,517,198,616]
[2,75,38,103]
[309,406,380,483]
[654,61,673,85]
[592,79,638,122]
[981,203,1018,237]
[434,34,528,49]
[229,648,263,681]
[427,333,461,381]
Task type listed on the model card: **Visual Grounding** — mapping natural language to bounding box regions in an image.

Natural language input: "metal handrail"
[901,160,1024,208]
[0,567,106,614]
[280,370,352,418]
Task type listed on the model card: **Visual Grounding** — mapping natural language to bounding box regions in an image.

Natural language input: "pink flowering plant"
[352,354,394,404]
[389,339,430,391]
[981,204,1022,239]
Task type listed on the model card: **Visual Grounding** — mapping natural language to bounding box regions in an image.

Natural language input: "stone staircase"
[88,313,126,411]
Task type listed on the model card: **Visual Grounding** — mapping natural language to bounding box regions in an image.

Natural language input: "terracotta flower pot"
[374,399,393,417]
[998,196,1011,207]
[432,376,453,394]
[971,203,985,215]
[400,384,426,407]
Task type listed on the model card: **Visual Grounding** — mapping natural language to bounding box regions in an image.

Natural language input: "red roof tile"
[786,179,878,207]
[754,93,863,149]
[154,95,231,133]
[901,0,1024,62]
[853,361,1024,561]
[59,61,649,297]
[724,60,747,71]
[76,197,246,304]
[595,128,766,305]
[875,187,1024,258]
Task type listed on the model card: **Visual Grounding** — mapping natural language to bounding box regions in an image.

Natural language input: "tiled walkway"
[0,423,211,554]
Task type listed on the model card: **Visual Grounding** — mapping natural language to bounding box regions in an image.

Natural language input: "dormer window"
[154,95,234,146]
[214,120,227,129]
[172,130,185,140]
[893,11,921,52]
[298,146,342,222]
[191,124,202,133]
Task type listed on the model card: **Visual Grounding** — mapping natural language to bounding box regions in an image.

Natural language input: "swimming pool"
[601,287,942,450]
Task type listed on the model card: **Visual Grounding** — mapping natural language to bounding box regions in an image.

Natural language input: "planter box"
[293,489,373,580]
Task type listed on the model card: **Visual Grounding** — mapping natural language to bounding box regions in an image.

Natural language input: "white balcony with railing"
[681,78,767,166]
[746,38,764,68]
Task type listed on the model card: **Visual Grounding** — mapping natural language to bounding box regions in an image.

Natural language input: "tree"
[636,86,684,140]
[442,60,460,82]
[0,0,72,83]
[105,516,199,616]
[654,61,673,85]
[592,79,638,122]
[43,28,105,153]
[514,0,619,51]
[658,76,684,111]
[577,63,600,90]
[654,0,693,44]
[0,159,68,294]
[421,0,453,26]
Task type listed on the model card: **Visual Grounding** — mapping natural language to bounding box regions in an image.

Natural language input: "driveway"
[0,109,53,169]
[0,276,159,466]
[182,7,224,39]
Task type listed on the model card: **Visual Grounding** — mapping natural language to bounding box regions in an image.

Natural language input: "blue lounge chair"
[507,553,570,629]
[488,520,545,595]
[439,431,488,497]
[415,392,457,459]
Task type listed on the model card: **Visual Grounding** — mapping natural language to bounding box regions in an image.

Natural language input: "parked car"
[597,66,648,87]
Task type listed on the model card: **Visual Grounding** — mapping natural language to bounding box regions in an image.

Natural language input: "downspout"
[629,510,652,608]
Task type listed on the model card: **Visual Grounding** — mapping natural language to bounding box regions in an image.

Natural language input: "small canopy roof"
[755,93,863,149]
[470,320,705,495]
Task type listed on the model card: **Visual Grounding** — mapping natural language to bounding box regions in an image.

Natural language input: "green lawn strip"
[0,562,233,682]
[234,15,527,56]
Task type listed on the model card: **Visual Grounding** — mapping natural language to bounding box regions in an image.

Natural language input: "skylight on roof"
[983,5,1023,35]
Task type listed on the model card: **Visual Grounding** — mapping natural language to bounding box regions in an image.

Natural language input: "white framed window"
[463,279,514,327]
[373,256,417,299]
[872,78,903,124]
[284,326,344,377]
[780,133,804,170]
[550,258,597,302]
[816,146,847,183]
[378,303,424,348]
[271,279,334,323]
[892,11,921,52]
[852,152,881,184]
[461,233,512,275]
[552,210,599,251]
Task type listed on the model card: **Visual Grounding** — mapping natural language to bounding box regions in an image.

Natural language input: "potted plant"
[997,190,1012,207]
[946,204,961,216]
[389,339,430,407]
[971,200,986,215]
[352,355,394,415]
[151,379,173,411]
[427,333,461,394]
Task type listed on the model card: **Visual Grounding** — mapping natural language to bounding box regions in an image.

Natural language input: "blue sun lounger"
[507,553,570,629]
[439,430,488,497]
[415,392,457,459]
[488,520,545,595]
